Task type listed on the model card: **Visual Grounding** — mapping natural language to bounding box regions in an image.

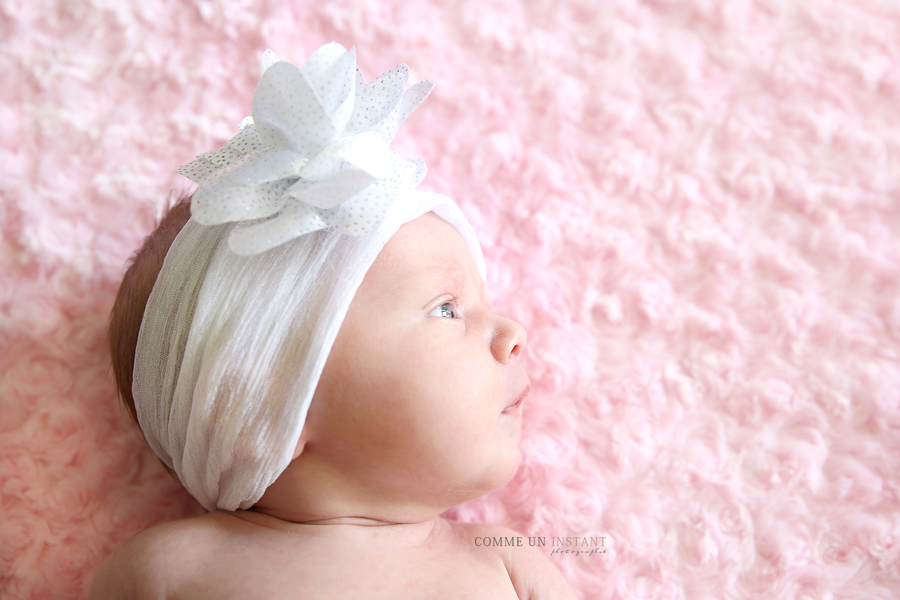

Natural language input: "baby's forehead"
[378,214,477,274]
[362,212,488,296]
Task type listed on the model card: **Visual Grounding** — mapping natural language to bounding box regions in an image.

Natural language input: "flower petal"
[392,154,425,188]
[371,80,434,144]
[300,43,356,133]
[346,64,408,135]
[300,43,349,86]
[252,62,336,156]
[261,48,280,71]
[176,158,217,183]
[406,158,427,187]
[227,198,327,255]
[177,127,265,182]
[198,145,245,170]
[298,132,392,181]
[320,156,417,236]
[287,167,379,210]
[226,126,264,155]
[191,148,306,224]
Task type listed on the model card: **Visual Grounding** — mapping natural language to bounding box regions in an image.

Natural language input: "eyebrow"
[414,260,465,297]
[416,258,493,309]
[417,262,464,286]
[413,252,466,276]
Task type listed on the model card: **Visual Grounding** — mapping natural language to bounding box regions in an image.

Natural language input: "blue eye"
[429,303,456,319]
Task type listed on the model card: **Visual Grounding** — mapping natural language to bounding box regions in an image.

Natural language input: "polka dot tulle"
[176,43,434,255]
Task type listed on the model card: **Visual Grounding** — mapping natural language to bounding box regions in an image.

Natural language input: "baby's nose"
[491,315,527,364]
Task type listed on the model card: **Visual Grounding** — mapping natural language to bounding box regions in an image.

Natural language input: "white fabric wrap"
[132,189,485,511]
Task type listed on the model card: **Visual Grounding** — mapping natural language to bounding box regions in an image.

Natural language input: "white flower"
[177,43,434,255]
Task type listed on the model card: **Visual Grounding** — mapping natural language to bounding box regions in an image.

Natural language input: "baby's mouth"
[502,384,530,414]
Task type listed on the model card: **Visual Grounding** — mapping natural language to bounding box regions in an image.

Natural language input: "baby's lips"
[502,384,531,413]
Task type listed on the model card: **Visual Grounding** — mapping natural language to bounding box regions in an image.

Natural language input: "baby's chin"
[460,444,522,501]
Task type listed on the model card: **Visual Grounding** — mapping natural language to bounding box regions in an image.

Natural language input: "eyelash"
[429,302,458,319]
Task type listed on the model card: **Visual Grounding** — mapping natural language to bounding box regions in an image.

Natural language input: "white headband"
[133,44,485,511]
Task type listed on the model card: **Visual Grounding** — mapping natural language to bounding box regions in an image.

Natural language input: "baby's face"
[303,212,529,510]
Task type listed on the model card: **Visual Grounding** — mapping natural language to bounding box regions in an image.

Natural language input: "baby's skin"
[90,213,577,599]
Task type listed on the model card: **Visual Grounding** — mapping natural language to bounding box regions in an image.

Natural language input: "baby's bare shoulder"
[446,521,579,600]
[89,513,225,600]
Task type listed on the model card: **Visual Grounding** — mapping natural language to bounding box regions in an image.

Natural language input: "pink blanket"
[3,1,900,597]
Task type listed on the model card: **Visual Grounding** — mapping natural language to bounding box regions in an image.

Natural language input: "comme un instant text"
[474,536,606,548]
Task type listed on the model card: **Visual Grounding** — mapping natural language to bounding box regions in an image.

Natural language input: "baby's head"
[109,45,529,520]
[258,210,529,522]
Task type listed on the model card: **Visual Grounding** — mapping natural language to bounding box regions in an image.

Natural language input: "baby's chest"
[174,541,520,600]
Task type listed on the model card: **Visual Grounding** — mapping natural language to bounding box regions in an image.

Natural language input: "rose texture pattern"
[177,43,433,255]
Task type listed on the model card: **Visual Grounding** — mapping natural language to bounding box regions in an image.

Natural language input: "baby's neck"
[227,508,442,547]
[248,455,456,527]
[276,515,411,526]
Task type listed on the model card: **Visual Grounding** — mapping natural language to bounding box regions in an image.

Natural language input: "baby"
[91,44,577,599]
